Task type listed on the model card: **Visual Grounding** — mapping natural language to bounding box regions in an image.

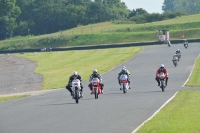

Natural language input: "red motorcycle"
[91,78,102,99]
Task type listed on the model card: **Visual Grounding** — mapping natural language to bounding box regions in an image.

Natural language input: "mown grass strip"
[186,56,200,87]
[0,95,29,103]
[17,47,144,90]
[136,90,200,133]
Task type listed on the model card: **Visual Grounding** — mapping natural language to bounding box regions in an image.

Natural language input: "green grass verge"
[1,14,200,50]
[0,95,29,103]
[137,90,200,133]
[185,56,200,87]
[17,47,144,90]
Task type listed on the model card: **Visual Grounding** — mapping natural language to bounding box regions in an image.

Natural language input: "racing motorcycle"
[71,79,82,103]
[167,40,171,47]
[119,74,129,93]
[184,42,188,49]
[159,73,166,92]
[91,78,101,99]
[172,56,178,67]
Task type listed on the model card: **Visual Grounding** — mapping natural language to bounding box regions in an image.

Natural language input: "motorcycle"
[159,73,166,92]
[91,78,101,99]
[184,42,188,49]
[71,79,82,103]
[167,40,171,47]
[172,56,178,67]
[119,74,129,93]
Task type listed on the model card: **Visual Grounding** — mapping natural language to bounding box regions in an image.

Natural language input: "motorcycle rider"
[175,49,181,54]
[118,67,131,89]
[66,71,83,98]
[119,66,130,75]
[184,39,188,47]
[155,64,169,86]
[88,69,104,94]
[175,49,181,61]
[172,54,178,61]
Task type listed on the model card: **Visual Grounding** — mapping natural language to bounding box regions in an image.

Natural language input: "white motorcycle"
[71,79,82,103]
[172,56,178,67]
[167,40,171,47]
[119,74,129,93]
[184,42,188,49]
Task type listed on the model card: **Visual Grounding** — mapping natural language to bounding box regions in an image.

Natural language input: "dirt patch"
[0,54,42,95]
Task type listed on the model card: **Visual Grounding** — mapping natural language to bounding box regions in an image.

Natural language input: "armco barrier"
[0,39,199,54]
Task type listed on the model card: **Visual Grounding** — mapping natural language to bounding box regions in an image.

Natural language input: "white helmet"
[177,49,180,51]
[72,71,78,77]
[93,69,97,74]
[122,66,126,69]
[160,64,164,69]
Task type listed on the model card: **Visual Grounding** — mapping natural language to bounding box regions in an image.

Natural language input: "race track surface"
[0,43,199,133]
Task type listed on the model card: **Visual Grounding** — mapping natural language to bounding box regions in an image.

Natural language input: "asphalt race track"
[0,43,199,133]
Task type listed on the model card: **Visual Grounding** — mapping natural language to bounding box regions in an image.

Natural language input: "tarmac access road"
[0,43,199,133]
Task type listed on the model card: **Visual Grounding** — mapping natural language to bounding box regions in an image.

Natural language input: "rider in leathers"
[118,67,131,89]
[175,49,181,61]
[88,69,104,94]
[184,39,188,47]
[66,71,83,97]
[172,54,178,61]
[155,64,168,86]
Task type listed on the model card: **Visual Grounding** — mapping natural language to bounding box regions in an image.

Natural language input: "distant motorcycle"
[119,74,129,93]
[159,73,166,92]
[71,79,82,103]
[184,42,188,49]
[167,40,171,47]
[172,56,178,67]
[91,78,102,99]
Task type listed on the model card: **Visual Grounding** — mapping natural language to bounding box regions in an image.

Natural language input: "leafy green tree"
[162,0,200,14]
[0,0,21,39]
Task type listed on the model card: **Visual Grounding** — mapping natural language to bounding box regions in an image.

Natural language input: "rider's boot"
[128,81,131,89]
[155,78,160,86]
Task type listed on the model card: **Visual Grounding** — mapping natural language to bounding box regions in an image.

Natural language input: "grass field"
[0,95,28,103]
[1,14,200,50]
[136,90,200,133]
[186,56,200,87]
[17,47,144,90]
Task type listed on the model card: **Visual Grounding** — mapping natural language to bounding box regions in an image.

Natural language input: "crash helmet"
[93,69,98,75]
[177,49,180,52]
[160,64,164,70]
[122,66,126,69]
[72,71,78,78]
[122,68,126,74]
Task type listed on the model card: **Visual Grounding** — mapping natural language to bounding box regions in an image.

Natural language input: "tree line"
[0,0,200,40]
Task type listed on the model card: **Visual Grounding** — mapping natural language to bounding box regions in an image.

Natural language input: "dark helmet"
[122,68,126,74]
[160,64,164,70]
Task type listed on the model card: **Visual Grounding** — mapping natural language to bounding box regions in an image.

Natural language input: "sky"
[121,0,164,13]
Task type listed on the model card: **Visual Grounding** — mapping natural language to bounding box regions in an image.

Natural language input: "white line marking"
[101,47,147,75]
[132,91,178,133]
[182,54,200,87]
